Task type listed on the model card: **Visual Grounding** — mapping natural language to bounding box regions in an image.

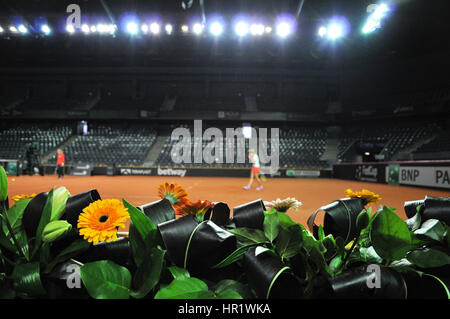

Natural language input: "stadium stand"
[413,130,450,160]
[0,123,71,160]
[337,124,439,162]
[45,124,157,166]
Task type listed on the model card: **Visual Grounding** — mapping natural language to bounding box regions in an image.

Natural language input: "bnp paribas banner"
[396,166,450,189]
[387,164,400,185]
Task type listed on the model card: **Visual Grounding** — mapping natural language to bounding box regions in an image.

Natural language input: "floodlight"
[41,24,51,35]
[318,26,327,37]
[127,22,138,35]
[327,23,343,39]
[250,24,265,36]
[81,24,90,34]
[192,23,203,35]
[210,22,223,36]
[18,24,28,34]
[150,22,160,34]
[165,24,173,34]
[276,22,292,38]
[65,24,75,34]
[235,21,249,37]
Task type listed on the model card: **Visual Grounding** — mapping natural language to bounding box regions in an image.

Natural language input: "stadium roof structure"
[0,0,449,68]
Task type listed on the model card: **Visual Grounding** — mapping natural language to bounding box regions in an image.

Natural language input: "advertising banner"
[398,166,450,189]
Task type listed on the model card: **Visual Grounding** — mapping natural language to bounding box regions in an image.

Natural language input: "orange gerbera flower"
[345,188,381,204]
[175,200,213,217]
[77,199,129,244]
[157,182,189,206]
[11,193,36,202]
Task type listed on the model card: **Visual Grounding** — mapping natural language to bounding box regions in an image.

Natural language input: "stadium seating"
[155,125,329,169]
[412,130,450,160]
[337,124,439,162]
[0,123,71,160]
[46,124,157,166]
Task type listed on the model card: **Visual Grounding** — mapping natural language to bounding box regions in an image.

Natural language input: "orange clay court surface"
[7,175,450,229]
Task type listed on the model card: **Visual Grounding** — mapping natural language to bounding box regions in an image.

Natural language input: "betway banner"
[397,166,450,189]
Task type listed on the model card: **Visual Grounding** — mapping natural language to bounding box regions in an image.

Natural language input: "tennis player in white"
[243,149,263,191]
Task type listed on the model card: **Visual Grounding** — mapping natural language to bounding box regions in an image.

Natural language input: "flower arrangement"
[263,197,302,213]
[77,199,130,244]
[11,193,36,202]
[345,188,381,204]
[0,165,448,300]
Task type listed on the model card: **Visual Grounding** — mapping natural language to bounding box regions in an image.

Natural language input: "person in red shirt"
[56,149,65,179]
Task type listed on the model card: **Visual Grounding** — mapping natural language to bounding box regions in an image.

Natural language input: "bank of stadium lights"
[41,24,51,35]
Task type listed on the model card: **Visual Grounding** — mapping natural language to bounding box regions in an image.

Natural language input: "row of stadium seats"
[0,121,445,168]
[412,131,450,160]
[337,124,439,162]
[46,124,157,166]
[0,123,71,160]
[154,126,329,169]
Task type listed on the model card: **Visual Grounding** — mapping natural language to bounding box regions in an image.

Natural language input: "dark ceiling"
[0,0,449,68]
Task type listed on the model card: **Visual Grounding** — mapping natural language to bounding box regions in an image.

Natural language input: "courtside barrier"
[333,160,450,190]
[41,164,332,178]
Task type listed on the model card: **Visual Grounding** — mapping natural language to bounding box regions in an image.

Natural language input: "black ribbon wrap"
[230,199,266,230]
[404,196,450,225]
[22,192,48,238]
[22,189,101,239]
[307,198,366,243]
[158,215,237,278]
[243,246,301,299]
[77,237,134,270]
[205,202,230,227]
[42,259,90,299]
[328,264,407,299]
[139,198,175,226]
[63,189,101,228]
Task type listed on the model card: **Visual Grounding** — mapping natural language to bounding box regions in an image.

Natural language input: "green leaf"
[0,166,8,202]
[10,262,46,296]
[50,187,70,222]
[370,206,412,261]
[228,227,267,244]
[263,210,280,242]
[405,212,422,232]
[329,255,343,273]
[406,247,450,268]
[212,242,260,269]
[43,239,91,274]
[80,260,132,299]
[277,212,298,229]
[154,277,209,299]
[32,189,54,258]
[213,279,254,299]
[414,219,447,243]
[1,198,31,259]
[130,247,165,299]
[215,290,243,299]
[124,199,157,248]
[1,198,31,236]
[357,246,383,264]
[317,225,325,241]
[168,266,190,280]
[274,224,303,260]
